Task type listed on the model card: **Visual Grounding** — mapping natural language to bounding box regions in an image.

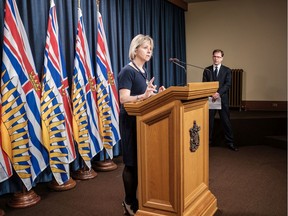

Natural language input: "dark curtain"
[100,0,186,87]
[0,0,186,195]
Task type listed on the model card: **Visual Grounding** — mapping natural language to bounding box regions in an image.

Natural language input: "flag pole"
[48,177,77,191]
[70,0,98,181]
[46,0,77,190]
[92,149,117,171]
[7,184,41,208]
[92,0,117,172]
[71,148,97,180]
[72,164,98,180]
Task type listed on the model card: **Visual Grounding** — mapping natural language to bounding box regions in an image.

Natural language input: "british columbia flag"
[1,0,48,190]
[96,12,121,159]
[40,0,75,185]
[72,7,103,169]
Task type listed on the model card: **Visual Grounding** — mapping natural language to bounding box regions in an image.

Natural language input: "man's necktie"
[214,66,218,78]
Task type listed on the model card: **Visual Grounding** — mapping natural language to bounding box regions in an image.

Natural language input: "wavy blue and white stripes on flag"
[72,7,103,169]
[96,12,121,159]
[40,0,75,185]
[1,0,49,190]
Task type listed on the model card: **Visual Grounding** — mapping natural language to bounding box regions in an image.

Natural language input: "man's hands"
[212,92,220,102]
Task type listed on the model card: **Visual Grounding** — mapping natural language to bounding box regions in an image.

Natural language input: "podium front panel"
[137,100,181,214]
[182,99,216,215]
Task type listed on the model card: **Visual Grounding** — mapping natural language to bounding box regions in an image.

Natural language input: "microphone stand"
[174,59,206,70]
[170,58,212,86]
[173,61,187,72]
[170,58,212,74]
[170,60,187,86]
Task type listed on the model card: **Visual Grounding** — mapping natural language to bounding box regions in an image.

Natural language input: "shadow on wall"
[213,111,287,149]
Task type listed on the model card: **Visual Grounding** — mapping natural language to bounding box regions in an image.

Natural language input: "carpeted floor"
[0,111,287,216]
[0,145,286,216]
[211,145,287,216]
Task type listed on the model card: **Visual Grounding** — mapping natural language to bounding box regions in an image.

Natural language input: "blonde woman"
[118,34,165,215]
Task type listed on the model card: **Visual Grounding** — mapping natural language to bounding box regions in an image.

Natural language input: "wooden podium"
[124,82,218,216]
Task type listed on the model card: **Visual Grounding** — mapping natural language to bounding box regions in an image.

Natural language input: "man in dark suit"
[202,49,238,151]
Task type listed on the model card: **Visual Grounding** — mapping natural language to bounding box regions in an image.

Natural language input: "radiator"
[229,69,243,110]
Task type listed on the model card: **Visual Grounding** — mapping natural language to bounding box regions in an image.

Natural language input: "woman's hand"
[120,77,165,103]
[145,78,166,98]
[158,86,166,92]
[144,77,157,98]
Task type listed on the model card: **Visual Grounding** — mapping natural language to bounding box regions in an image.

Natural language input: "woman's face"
[135,41,152,62]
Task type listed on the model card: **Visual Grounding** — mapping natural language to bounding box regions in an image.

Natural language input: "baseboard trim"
[241,101,287,111]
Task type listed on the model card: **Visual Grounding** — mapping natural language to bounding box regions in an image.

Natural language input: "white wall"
[185,0,287,101]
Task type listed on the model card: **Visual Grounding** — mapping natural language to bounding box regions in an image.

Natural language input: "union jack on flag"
[41,0,75,185]
[96,12,121,159]
[1,0,49,190]
[72,7,103,169]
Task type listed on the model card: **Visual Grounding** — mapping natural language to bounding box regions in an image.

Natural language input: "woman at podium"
[118,34,165,215]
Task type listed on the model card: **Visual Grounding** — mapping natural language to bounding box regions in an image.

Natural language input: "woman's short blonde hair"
[129,34,154,60]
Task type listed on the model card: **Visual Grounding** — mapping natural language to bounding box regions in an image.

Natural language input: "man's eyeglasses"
[213,56,222,58]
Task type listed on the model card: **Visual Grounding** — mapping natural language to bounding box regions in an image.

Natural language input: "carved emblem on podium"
[189,120,200,152]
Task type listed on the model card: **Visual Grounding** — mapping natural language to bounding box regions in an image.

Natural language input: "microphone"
[169,57,209,71]
[169,58,178,62]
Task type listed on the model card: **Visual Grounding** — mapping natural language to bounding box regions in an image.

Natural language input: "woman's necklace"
[132,61,149,85]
